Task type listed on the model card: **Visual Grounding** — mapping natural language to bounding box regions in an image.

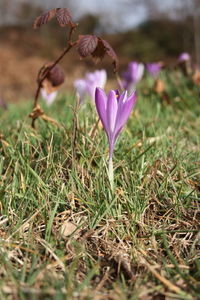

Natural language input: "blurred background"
[0,0,200,101]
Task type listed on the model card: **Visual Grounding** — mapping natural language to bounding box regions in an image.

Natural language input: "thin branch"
[31,42,77,128]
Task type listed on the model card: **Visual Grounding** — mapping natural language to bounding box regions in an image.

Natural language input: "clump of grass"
[0,74,199,299]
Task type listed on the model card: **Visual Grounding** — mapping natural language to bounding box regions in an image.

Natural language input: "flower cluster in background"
[121,61,163,94]
[40,52,194,109]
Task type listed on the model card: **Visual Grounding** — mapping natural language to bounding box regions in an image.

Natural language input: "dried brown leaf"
[55,8,73,27]
[91,38,106,61]
[77,35,98,58]
[33,9,56,29]
[92,38,118,72]
[77,35,118,72]
[101,38,118,72]
[33,8,74,29]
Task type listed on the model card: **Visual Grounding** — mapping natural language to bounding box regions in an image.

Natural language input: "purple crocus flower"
[122,62,144,91]
[74,70,107,103]
[95,88,136,189]
[41,88,58,106]
[146,62,162,78]
[178,52,191,62]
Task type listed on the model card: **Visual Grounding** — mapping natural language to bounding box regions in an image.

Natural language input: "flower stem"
[108,156,114,191]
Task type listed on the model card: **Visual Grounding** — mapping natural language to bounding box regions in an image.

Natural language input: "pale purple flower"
[95,88,136,189]
[122,62,144,91]
[178,52,191,62]
[74,70,107,103]
[95,88,136,159]
[146,62,162,78]
[41,88,58,106]
[73,79,87,104]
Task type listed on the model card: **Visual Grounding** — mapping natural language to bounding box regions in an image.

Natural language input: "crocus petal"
[85,73,95,82]
[95,88,108,133]
[74,70,107,104]
[114,91,136,141]
[122,62,144,91]
[95,88,136,162]
[137,63,144,81]
[146,63,161,77]
[178,52,191,62]
[86,82,96,102]
[74,79,87,103]
[117,90,128,109]
[107,90,118,135]
[108,90,128,145]
[130,62,139,82]
[41,89,58,106]
[113,90,128,131]
[97,70,107,88]
[85,70,107,102]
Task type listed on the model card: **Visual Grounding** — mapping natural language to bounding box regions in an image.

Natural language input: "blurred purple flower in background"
[178,52,191,62]
[95,87,136,189]
[74,70,107,103]
[122,62,144,91]
[41,89,58,106]
[178,52,192,75]
[146,62,162,78]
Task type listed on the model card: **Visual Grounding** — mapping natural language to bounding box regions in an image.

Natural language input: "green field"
[0,72,199,299]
